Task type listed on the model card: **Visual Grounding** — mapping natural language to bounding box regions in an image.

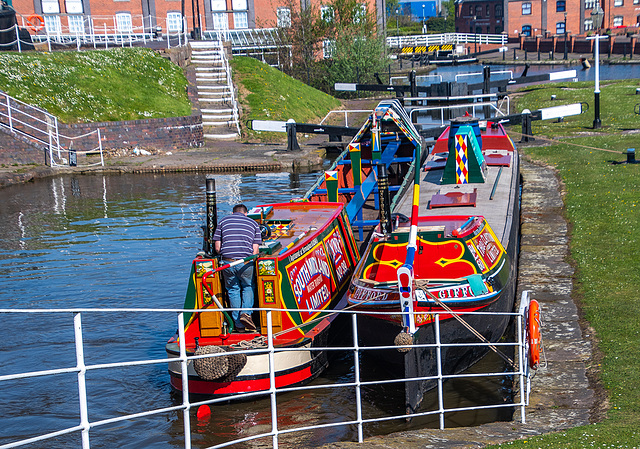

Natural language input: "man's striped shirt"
[213,212,262,259]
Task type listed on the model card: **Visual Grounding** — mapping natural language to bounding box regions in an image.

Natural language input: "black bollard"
[521,110,534,143]
[525,49,528,60]
[205,175,217,255]
[286,120,300,151]
[377,163,393,234]
[409,70,417,98]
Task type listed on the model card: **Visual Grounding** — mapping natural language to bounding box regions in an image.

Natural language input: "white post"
[74,313,91,449]
[6,94,12,131]
[435,315,445,429]
[91,18,96,48]
[15,25,22,53]
[352,313,363,443]
[97,128,104,166]
[178,312,192,449]
[142,15,146,44]
[518,292,527,423]
[46,29,51,52]
[104,23,108,49]
[267,310,278,447]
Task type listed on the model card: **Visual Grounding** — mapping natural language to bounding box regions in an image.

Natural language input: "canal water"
[0,171,513,448]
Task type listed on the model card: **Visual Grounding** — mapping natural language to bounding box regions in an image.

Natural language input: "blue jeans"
[222,263,255,326]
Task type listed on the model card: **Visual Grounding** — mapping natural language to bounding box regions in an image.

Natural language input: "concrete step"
[190,41,224,49]
[201,108,234,113]
[204,132,239,140]
[197,85,230,90]
[195,67,226,72]
[199,97,233,103]
[203,114,233,120]
[203,121,238,127]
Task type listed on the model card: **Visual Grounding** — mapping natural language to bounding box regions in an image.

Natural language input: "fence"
[0,90,103,168]
[387,33,508,49]
[0,291,535,449]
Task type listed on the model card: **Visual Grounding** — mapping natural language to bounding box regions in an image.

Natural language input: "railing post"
[435,314,445,430]
[97,128,104,166]
[352,313,363,443]
[267,310,279,447]
[6,94,12,131]
[74,313,91,449]
[178,312,192,449]
[519,291,529,423]
[15,25,22,53]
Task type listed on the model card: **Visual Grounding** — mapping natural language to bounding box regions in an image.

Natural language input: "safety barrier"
[407,94,511,124]
[0,90,103,168]
[0,291,535,449]
[387,33,508,49]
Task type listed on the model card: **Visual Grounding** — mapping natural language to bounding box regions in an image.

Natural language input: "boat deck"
[394,151,518,246]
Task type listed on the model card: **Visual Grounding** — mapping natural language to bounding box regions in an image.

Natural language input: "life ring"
[527,299,541,369]
[26,14,45,33]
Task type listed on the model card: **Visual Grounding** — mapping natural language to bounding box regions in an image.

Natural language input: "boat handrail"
[0,291,535,449]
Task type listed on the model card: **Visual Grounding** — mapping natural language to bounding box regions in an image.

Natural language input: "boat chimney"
[377,163,393,234]
[627,148,637,164]
[205,175,218,256]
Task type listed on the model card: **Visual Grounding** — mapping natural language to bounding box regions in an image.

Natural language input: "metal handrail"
[386,33,508,49]
[409,100,510,124]
[0,293,533,449]
[319,109,371,127]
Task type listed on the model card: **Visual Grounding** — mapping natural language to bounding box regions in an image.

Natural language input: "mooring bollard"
[286,119,300,151]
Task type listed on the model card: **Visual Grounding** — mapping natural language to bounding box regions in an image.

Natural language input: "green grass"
[493,83,640,447]
[0,48,191,123]
[229,56,341,140]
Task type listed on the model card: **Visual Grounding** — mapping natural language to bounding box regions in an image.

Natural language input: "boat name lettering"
[291,248,332,299]
[288,237,320,263]
[432,284,472,299]
[351,286,389,302]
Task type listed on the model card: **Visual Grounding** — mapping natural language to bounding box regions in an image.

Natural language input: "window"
[469,5,473,14]
[277,7,291,27]
[556,0,566,11]
[613,15,623,26]
[495,4,503,17]
[584,18,593,30]
[475,5,482,16]
[486,5,490,16]
[65,0,83,14]
[211,0,225,11]
[116,12,132,32]
[322,39,335,58]
[522,2,531,15]
[167,12,182,32]
[585,0,596,8]
[44,15,61,33]
[614,0,623,5]
[41,0,60,14]
[354,4,366,24]
[212,13,228,30]
[556,21,565,34]
[321,5,334,22]
[522,24,532,36]
[68,15,84,33]
[635,0,639,5]
[233,12,248,28]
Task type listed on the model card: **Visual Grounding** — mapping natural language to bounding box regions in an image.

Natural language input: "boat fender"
[527,299,542,370]
[394,331,413,353]
[193,345,229,380]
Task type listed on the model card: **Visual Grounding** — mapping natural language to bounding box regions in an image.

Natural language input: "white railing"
[4,14,189,51]
[455,70,514,82]
[0,90,103,168]
[408,94,510,124]
[387,33,508,49]
[0,291,534,449]
[319,109,372,127]
[220,44,242,135]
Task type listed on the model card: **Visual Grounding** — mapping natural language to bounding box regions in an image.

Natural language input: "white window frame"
[211,0,226,11]
[231,0,247,10]
[68,15,85,34]
[584,18,594,30]
[277,7,291,27]
[116,12,132,33]
[321,5,334,22]
[522,2,532,15]
[353,4,366,24]
[322,39,335,58]
[42,0,60,14]
[167,12,182,32]
[614,0,623,6]
[212,12,229,30]
[65,0,83,14]
[44,15,61,34]
[635,0,639,5]
[233,12,248,28]
[613,15,623,26]
[556,21,565,34]
[585,0,596,8]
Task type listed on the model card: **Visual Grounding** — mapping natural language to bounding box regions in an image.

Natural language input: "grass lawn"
[494,81,640,447]
[229,56,341,140]
[0,48,191,123]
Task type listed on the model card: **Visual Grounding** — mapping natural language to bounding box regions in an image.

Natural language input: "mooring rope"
[414,279,516,368]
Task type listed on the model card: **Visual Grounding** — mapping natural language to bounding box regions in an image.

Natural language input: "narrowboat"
[166,196,360,396]
[346,115,520,414]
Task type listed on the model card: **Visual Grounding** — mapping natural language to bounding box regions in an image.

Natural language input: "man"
[213,204,262,332]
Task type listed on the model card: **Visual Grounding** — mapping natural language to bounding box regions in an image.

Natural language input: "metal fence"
[0,90,103,168]
[387,33,508,49]
[0,291,535,449]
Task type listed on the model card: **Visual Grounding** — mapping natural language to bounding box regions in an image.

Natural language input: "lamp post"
[563,12,567,60]
[422,4,426,34]
[590,4,605,129]
[473,15,477,53]
[396,7,400,48]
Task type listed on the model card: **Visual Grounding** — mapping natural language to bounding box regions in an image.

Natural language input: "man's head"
[233,204,248,214]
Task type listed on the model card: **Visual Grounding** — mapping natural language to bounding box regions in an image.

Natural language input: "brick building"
[11,0,383,36]
[456,0,640,38]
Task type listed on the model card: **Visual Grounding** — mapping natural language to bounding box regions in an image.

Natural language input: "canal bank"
[321,157,599,448]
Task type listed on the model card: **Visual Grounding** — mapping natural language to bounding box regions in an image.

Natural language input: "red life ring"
[26,14,45,33]
[527,299,541,369]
